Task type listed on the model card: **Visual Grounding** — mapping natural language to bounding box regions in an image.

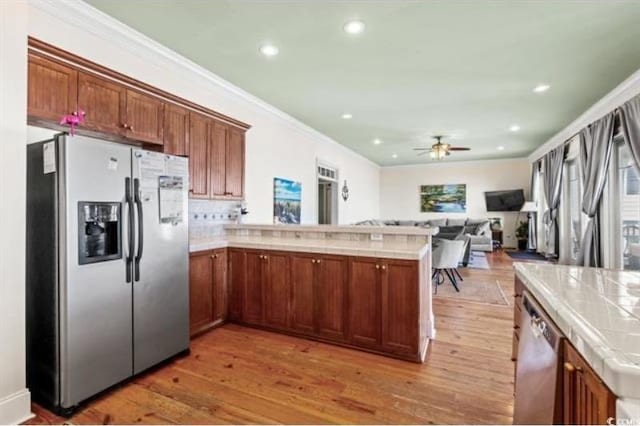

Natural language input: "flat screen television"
[485,189,525,212]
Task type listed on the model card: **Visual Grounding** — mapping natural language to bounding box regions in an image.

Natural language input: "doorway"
[317,163,338,225]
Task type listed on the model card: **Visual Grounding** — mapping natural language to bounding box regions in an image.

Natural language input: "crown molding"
[381,156,529,170]
[528,66,640,163]
[29,0,379,168]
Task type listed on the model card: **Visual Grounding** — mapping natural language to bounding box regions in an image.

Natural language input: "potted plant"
[515,221,529,251]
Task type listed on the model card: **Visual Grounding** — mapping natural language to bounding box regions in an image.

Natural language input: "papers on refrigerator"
[158,176,184,224]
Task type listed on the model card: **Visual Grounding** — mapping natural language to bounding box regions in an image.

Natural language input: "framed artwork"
[489,217,503,231]
[274,177,302,224]
[420,184,466,213]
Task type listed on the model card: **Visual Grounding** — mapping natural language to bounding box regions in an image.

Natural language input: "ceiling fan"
[413,135,471,160]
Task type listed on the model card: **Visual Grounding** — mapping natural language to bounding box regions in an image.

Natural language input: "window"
[566,160,582,262]
[616,143,640,270]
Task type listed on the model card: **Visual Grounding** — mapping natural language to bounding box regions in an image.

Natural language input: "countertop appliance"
[513,291,564,424]
[26,134,189,415]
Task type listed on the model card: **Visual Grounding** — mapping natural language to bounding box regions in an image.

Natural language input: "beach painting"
[274,177,302,224]
[420,184,467,213]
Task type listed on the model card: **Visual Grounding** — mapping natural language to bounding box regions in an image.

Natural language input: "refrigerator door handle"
[134,178,144,282]
[125,177,134,283]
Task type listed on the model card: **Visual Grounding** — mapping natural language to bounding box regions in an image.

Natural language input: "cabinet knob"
[316,259,321,264]
[564,362,575,372]
[311,259,316,264]
[122,123,129,129]
[381,265,387,270]
[375,264,380,269]
[129,125,134,131]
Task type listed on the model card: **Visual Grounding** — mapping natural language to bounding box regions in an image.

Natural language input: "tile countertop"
[224,223,439,236]
[190,235,431,260]
[514,262,640,408]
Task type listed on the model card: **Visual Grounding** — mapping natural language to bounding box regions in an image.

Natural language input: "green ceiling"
[85,0,640,165]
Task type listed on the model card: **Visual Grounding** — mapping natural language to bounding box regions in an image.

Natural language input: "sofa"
[356,218,493,252]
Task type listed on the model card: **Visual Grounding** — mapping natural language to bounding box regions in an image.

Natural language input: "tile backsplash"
[189,200,243,239]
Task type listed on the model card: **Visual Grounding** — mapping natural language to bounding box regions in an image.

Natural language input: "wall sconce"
[341,180,349,201]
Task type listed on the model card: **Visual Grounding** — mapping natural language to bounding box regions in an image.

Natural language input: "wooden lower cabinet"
[290,254,316,334]
[381,260,419,354]
[348,258,381,347]
[563,342,616,425]
[316,256,348,341]
[227,249,245,321]
[189,249,227,336]
[263,252,290,330]
[244,251,265,325]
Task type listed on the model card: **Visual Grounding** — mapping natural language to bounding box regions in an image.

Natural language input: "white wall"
[0,1,32,424]
[27,1,380,225]
[380,158,531,248]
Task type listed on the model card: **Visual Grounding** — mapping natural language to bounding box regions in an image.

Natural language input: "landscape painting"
[274,177,302,224]
[420,184,467,213]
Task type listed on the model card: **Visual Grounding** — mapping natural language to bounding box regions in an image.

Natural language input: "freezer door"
[60,135,133,408]
[132,149,189,374]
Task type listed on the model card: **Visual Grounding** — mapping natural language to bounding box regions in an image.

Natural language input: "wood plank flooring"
[29,251,519,425]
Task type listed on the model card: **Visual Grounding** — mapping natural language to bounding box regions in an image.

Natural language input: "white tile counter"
[191,224,436,260]
[514,263,640,410]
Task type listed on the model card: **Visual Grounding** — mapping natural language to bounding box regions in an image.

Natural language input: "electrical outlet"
[370,233,383,241]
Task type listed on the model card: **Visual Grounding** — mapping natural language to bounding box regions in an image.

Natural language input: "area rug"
[506,250,547,261]
[434,277,510,306]
[467,251,490,270]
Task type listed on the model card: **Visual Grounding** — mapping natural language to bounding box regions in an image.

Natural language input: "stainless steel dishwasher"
[513,291,564,425]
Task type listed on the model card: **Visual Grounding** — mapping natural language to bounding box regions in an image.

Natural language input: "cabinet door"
[188,112,210,198]
[78,72,126,135]
[227,249,245,321]
[348,258,381,347]
[125,90,164,145]
[164,104,190,156]
[263,252,290,330]
[317,256,348,341]
[563,343,616,425]
[189,252,213,336]
[225,127,245,198]
[210,121,228,197]
[211,249,227,325]
[290,254,316,334]
[244,251,264,325]
[381,260,419,354]
[28,54,78,122]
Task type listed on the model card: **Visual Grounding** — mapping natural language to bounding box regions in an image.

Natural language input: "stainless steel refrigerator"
[26,134,189,415]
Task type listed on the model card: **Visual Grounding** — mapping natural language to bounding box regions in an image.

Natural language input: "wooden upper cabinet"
[78,72,126,135]
[125,90,164,145]
[27,54,78,122]
[563,342,616,425]
[348,258,381,348]
[316,256,348,341]
[164,104,190,156]
[226,127,245,198]
[210,121,228,197]
[381,260,419,354]
[188,112,211,198]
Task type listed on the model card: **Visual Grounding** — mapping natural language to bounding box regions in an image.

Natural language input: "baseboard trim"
[0,389,33,425]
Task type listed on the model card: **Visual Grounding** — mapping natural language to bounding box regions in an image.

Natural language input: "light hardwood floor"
[29,251,519,425]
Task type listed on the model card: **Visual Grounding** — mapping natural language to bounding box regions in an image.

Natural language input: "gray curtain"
[542,145,567,257]
[527,161,540,250]
[618,96,640,170]
[578,111,616,267]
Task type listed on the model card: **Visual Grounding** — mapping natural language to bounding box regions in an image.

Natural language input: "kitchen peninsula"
[189,224,438,362]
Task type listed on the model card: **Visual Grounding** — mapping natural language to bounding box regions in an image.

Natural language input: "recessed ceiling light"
[509,124,521,132]
[373,138,383,145]
[392,153,398,159]
[341,113,353,120]
[344,20,365,35]
[533,83,550,93]
[497,146,505,151]
[259,44,279,57]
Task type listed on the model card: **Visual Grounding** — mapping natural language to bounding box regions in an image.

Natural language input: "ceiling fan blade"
[413,148,430,151]
[448,147,471,151]
[417,151,431,156]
